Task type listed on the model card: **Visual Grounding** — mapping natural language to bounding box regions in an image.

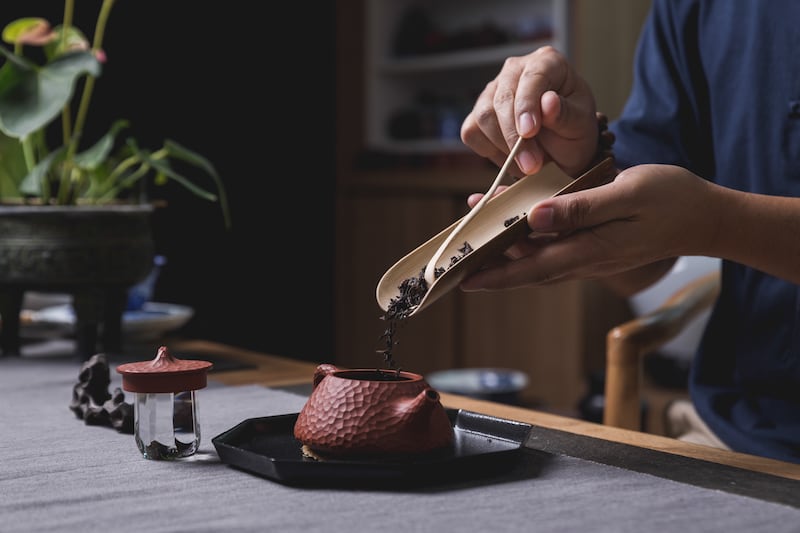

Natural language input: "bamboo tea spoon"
[376,157,617,319]
[423,136,525,285]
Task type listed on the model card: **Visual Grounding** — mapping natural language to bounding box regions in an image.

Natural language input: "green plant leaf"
[0,130,27,197]
[145,153,218,202]
[18,146,65,197]
[74,119,129,170]
[164,139,231,227]
[0,47,100,138]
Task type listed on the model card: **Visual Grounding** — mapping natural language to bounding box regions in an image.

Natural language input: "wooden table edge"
[438,392,800,482]
[173,339,800,482]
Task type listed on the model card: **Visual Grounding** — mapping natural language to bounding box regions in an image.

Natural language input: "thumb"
[528,181,622,234]
[528,201,558,232]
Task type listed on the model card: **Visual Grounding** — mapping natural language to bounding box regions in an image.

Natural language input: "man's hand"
[460,46,599,179]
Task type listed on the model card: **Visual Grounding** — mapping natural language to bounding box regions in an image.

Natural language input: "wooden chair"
[603,270,722,431]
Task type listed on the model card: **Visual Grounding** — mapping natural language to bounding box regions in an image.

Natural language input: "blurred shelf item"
[365,0,569,154]
[28,302,193,341]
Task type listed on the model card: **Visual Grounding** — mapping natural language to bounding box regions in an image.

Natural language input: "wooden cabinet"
[333,0,648,413]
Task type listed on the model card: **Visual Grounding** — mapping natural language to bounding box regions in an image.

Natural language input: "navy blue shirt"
[610,0,800,463]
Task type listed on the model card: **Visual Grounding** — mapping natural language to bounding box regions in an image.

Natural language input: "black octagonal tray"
[212,409,532,487]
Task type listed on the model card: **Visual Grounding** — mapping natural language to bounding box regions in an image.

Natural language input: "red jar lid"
[116,346,213,393]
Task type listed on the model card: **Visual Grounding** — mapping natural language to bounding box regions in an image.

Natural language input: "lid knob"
[116,346,213,393]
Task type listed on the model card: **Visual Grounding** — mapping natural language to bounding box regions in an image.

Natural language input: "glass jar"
[117,346,212,460]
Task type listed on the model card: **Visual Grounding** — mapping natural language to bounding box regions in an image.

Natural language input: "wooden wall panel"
[333,0,648,412]
[460,283,586,410]
[333,191,458,375]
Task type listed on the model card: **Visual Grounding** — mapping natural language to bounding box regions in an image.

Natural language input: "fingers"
[466,185,511,209]
[503,232,559,260]
[461,223,632,292]
[462,182,631,292]
[538,89,599,176]
[462,48,564,173]
[466,193,484,209]
[461,46,597,177]
[511,47,581,174]
[492,58,528,146]
[512,46,570,134]
[460,240,572,291]
[461,165,717,294]
[463,78,529,179]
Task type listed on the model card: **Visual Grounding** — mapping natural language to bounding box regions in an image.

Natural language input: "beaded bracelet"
[594,111,616,165]
[595,112,615,160]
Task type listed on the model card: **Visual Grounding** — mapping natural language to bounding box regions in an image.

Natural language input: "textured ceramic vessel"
[0,205,155,358]
[293,364,454,457]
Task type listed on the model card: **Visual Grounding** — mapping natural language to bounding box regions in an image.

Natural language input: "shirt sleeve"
[610,0,715,178]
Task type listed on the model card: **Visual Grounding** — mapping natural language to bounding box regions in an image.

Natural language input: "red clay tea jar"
[293,364,454,457]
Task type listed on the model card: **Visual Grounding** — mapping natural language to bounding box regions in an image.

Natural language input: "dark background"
[4,2,337,361]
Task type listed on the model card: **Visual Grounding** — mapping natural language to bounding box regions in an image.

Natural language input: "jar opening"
[336,369,413,382]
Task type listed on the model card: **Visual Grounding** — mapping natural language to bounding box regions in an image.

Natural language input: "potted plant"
[0,0,230,358]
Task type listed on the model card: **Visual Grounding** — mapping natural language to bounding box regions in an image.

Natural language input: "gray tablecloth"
[1,355,798,533]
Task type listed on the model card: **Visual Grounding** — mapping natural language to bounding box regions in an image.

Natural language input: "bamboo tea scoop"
[423,136,524,285]
[376,157,617,318]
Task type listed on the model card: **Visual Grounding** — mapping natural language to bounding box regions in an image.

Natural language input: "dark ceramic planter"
[0,204,155,359]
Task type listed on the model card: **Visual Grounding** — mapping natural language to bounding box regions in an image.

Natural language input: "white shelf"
[364,0,570,155]
[371,137,471,155]
[378,40,554,75]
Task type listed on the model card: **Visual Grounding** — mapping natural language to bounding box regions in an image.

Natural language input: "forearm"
[605,184,800,296]
[708,187,800,285]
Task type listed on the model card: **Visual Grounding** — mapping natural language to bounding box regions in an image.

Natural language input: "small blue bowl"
[426,368,529,405]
